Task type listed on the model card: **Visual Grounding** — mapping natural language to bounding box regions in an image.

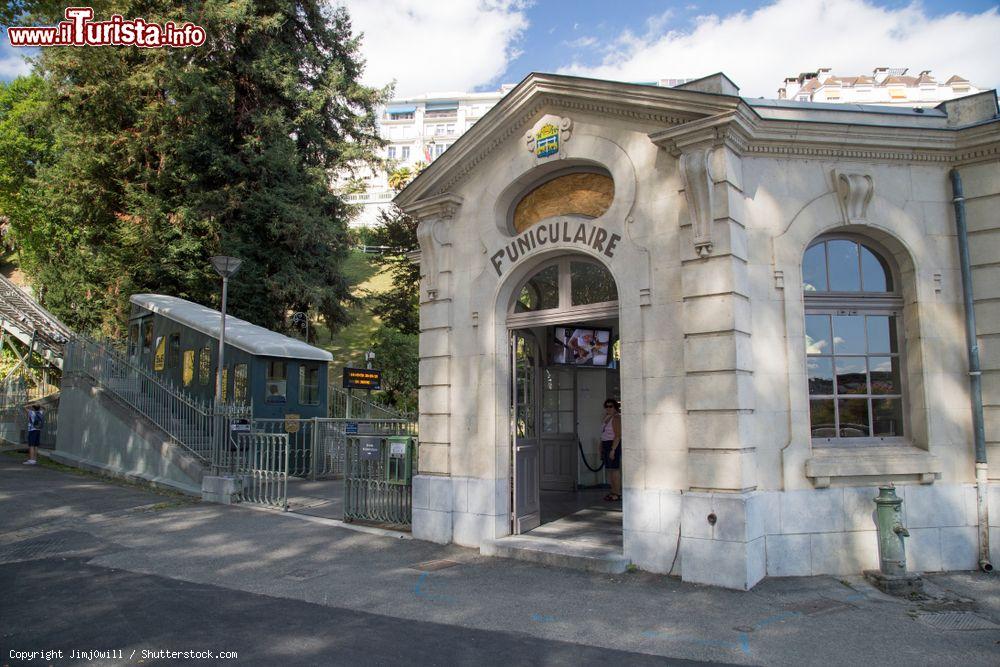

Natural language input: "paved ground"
[2,453,1000,666]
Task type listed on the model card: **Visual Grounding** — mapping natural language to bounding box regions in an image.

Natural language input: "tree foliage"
[370,325,417,412]
[367,205,420,335]
[0,1,388,336]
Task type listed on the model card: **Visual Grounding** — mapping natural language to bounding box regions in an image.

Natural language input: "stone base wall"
[54,376,204,495]
[413,475,1000,589]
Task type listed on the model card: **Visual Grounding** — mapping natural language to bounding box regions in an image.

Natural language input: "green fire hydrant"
[865,484,922,595]
[874,485,909,576]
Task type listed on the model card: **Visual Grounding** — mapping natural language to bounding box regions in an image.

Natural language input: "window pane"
[838,399,870,437]
[869,357,901,395]
[571,261,617,305]
[515,264,559,312]
[872,398,904,437]
[807,357,834,395]
[234,364,248,402]
[810,399,836,437]
[835,357,868,395]
[542,390,558,410]
[827,239,861,291]
[861,245,891,292]
[183,350,195,386]
[866,316,897,354]
[832,315,866,354]
[542,411,558,433]
[559,412,574,433]
[802,243,828,292]
[805,315,832,355]
[199,346,211,385]
[266,361,287,403]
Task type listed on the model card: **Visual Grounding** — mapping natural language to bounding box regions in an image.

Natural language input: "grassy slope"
[315,250,393,373]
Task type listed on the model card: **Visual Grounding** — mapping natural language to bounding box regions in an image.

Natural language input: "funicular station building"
[394,72,1000,589]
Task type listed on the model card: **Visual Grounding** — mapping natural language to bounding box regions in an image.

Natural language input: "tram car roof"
[130,294,333,362]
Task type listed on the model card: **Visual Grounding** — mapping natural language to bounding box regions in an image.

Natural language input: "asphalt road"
[0,557,723,667]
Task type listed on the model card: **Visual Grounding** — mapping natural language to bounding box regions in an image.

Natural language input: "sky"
[3,1,1000,100]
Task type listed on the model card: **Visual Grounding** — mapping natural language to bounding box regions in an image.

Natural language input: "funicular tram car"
[127,294,331,470]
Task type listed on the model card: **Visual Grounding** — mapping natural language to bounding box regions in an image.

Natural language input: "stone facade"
[396,73,1000,589]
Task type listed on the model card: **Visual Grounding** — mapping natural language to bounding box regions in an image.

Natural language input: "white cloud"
[558,0,1000,98]
[0,40,33,80]
[336,0,528,98]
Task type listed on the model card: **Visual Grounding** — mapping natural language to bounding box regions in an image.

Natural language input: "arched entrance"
[505,253,623,550]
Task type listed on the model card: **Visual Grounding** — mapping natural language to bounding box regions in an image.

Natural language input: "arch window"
[509,257,618,325]
[803,237,905,443]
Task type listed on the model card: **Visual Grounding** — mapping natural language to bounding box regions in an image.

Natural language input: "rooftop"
[130,294,332,362]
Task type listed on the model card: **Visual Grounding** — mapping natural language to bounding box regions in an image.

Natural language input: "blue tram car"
[127,294,330,419]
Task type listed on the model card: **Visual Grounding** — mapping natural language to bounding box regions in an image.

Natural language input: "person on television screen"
[569,329,607,365]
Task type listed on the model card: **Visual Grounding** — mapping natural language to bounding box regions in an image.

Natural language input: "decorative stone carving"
[679,148,716,258]
[402,193,463,301]
[525,114,573,158]
[833,170,874,224]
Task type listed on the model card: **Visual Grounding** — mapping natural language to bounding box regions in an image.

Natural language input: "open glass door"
[511,330,541,533]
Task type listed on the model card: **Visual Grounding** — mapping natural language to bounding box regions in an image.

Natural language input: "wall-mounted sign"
[343,367,382,391]
[345,421,359,435]
[360,438,381,461]
[182,350,195,386]
[285,413,301,433]
[230,418,251,433]
[491,221,622,276]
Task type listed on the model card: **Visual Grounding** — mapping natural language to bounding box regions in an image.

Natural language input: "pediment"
[394,72,739,212]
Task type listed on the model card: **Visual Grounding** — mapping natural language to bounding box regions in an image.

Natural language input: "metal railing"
[233,432,289,510]
[239,416,416,479]
[329,385,414,421]
[63,336,250,466]
[0,274,73,362]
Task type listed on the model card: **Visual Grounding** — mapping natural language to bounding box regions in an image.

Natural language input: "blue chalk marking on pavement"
[531,613,558,623]
[413,572,455,603]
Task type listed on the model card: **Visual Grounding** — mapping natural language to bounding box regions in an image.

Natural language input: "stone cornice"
[399,192,463,222]
[394,73,737,209]
[650,102,1000,165]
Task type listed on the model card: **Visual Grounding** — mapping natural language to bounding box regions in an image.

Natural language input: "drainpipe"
[950,168,993,573]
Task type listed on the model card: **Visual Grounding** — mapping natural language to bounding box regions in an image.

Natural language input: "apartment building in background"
[779,67,981,107]
[345,86,515,228]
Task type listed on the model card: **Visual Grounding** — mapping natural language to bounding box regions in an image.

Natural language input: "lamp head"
[210,255,242,278]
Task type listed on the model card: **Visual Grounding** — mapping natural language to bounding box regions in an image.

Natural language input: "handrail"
[329,385,413,420]
[63,335,251,464]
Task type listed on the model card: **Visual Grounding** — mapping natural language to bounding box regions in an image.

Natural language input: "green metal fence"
[228,417,417,526]
[343,430,417,526]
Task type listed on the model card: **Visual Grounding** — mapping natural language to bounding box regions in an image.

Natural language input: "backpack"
[28,410,43,430]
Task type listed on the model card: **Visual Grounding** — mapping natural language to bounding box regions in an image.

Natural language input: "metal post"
[310,416,319,481]
[216,274,228,406]
[346,389,352,419]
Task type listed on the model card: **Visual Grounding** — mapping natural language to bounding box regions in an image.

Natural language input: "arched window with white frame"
[802,236,905,443]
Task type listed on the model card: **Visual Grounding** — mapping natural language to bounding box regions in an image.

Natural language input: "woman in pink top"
[600,399,622,501]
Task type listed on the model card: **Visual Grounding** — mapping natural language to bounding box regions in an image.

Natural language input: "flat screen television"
[551,326,613,366]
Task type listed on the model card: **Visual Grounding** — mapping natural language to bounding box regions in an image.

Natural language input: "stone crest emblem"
[525,115,573,159]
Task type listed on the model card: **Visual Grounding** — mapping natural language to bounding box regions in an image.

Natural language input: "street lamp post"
[210,255,242,406]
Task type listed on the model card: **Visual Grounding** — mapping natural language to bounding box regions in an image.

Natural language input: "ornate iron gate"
[233,432,289,510]
[342,420,417,526]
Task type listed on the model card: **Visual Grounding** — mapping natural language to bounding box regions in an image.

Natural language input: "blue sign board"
[346,422,358,435]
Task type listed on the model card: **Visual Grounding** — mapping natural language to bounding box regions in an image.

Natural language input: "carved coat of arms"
[525,115,573,159]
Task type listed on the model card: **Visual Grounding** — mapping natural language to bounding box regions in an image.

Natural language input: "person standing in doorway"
[600,399,622,501]
[24,403,44,465]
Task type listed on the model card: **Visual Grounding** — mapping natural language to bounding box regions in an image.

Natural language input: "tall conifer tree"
[0,1,386,335]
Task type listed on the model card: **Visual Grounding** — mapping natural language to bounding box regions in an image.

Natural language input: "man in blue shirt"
[24,404,44,465]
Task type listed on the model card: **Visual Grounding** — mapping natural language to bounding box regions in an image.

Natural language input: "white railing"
[63,336,250,466]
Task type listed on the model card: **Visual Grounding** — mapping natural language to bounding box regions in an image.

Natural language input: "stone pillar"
[402,194,462,543]
[676,143,764,589]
